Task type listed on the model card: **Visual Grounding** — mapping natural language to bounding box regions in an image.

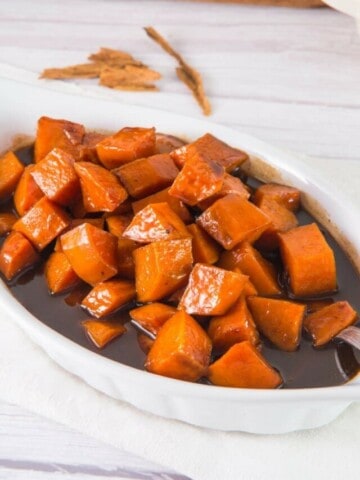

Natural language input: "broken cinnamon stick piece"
[41,63,102,80]
[99,65,161,90]
[88,47,143,67]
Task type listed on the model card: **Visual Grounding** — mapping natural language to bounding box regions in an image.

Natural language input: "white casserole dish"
[0,77,359,434]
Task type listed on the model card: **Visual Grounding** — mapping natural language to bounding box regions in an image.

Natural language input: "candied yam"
[117,238,139,279]
[254,183,301,212]
[0,151,25,200]
[304,301,357,347]
[54,217,105,252]
[106,214,132,237]
[31,148,80,206]
[145,310,212,382]
[242,278,258,297]
[168,152,224,206]
[14,165,44,216]
[307,298,334,314]
[96,127,156,169]
[137,333,154,354]
[218,242,281,296]
[123,202,190,243]
[208,296,259,352]
[198,173,250,210]
[130,303,177,335]
[114,153,179,199]
[187,223,220,264]
[0,231,39,280]
[155,133,186,154]
[171,133,248,172]
[207,341,282,389]
[197,195,271,250]
[44,252,81,294]
[34,116,85,163]
[61,223,118,285]
[179,264,248,316]
[248,296,305,352]
[279,223,336,297]
[74,161,128,213]
[13,197,70,251]
[78,131,107,163]
[82,319,126,348]
[134,238,193,302]
[0,213,17,236]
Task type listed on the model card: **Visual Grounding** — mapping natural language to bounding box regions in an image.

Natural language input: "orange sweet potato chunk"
[0,231,39,280]
[34,116,85,163]
[54,217,105,252]
[74,161,128,213]
[114,153,179,199]
[187,223,220,264]
[44,252,81,294]
[279,223,336,297]
[248,296,305,352]
[117,238,139,279]
[207,341,282,389]
[82,319,126,348]
[130,303,177,335]
[0,213,17,236]
[198,173,250,210]
[61,223,118,285]
[197,194,271,250]
[78,131,107,163]
[0,151,25,200]
[179,264,248,316]
[253,183,301,212]
[13,197,70,251]
[106,214,132,237]
[96,127,156,169]
[137,333,154,354]
[218,242,281,296]
[304,301,357,347]
[134,238,193,302]
[145,310,212,382]
[208,295,259,352]
[14,165,44,216]
[155,133,185,154]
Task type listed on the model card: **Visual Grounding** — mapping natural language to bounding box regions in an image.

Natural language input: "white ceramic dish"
[0,77,359,434]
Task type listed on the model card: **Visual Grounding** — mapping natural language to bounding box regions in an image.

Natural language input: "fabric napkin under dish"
[0,63,360,480]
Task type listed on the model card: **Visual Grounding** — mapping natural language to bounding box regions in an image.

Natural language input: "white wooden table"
[0,1,360,478]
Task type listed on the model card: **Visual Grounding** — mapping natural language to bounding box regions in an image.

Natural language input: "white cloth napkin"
[0,63,360,480]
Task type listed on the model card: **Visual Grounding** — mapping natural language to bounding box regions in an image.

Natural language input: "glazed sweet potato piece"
[0,213,17,236]
[54,217,105,252]
[248,296,306,352]
[130,303,177,336]
[61,223,118,285]
[145,310,212,382]
[34,116,85,163]
[106,214,132,237]
[82,319,126,349]
[218,242,281,296]
[137,333,154,354]
[74,161,128,212]
[96,127,156,169]
[134,238,193,302]
[307,298,334,314]
[117,238,139,279]
[279,223,336,297]
[13,165,44,216]
[78,131,107,163]
[179,264,248,316]
[242,278,258,297]
[304,301,357,347]
[114,153,179,199]
[253,183,301,212]
[208,295,259,352]
[155,133,186,154]
[0,231,39,280]
[197,194,271,250]
[197,173,250,210]
[207,341,282,389]
[0,151,25,200]
[187,223,220,264]
[44,252,81,294]
[13,197,70,251]
[123,202,190,243]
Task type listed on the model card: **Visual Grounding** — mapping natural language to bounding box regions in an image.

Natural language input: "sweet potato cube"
[61,223,118,285]
[14,165,44,216]
[208,296,259,352]
[218,242,281,296]
[207,341,282,389]
[0,231,39,280]
[197,195,271,250]
[304,301,357,347]
[187,223,220,264]
[34,116,85,163]
[0,213,17,236]
[307,298,334,314]
[44,252,81,294]
[242,278,258,297]
[114,153,179,199]
[82,319,126,349]
[171,133,248,172]
[168,152,225,206]
[13,197,70,251]
[78,131,107,163]
[96,127,156,169]
[134,238,193,302]
[254,183,301,212]
[106,214,132,237]
[279,223,336,297]
[179,264,248,316]
[145,310,212,382]
[54,217,105,252]
[123,202,190,243]
[198,173,250,210]
[0,151,25,200]
[248,296,305,352]
[74,161,128,213]
[130,303,177,336]
[117,238,139,279]
[155,133,185,154]
[137,333,154,354]
[132,187,192,223]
